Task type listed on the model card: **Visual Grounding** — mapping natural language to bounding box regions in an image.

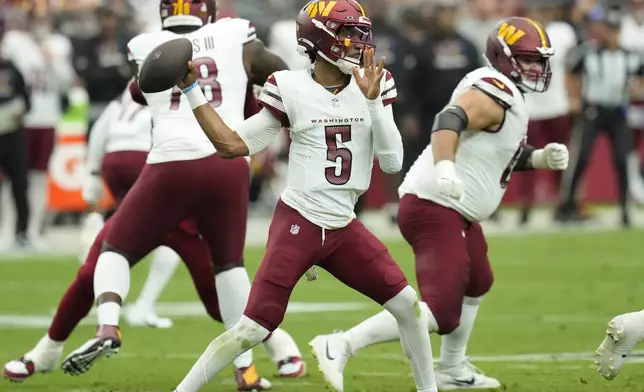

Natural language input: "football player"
[3,92,303,389]
[80,86,179,329]
[3,211,302,388]
[172,1,437,391]
[1,1,75,247]
[310,17,570,390]
[60,0,303,389]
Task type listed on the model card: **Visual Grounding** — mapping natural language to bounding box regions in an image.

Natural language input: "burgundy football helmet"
[296,0,374,74]
[485,17,554,93]
[159,0,217,29]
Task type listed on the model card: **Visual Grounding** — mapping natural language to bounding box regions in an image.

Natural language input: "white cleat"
[3,344,62,382]
[595,312,644,380]
[124,302,173,329]
[309,333,351,392]
[435,359,501,390]
[277,356,306,378]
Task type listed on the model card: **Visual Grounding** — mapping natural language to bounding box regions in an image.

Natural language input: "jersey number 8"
[170,57,222,110]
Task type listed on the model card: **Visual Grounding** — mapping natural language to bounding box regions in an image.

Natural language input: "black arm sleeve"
[514,144,536,171]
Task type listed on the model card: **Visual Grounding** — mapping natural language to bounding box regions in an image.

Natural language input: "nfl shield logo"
[290,224,300,235]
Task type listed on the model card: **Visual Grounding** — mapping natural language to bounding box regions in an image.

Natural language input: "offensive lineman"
[310,17,570,390]
[171,1,437,391]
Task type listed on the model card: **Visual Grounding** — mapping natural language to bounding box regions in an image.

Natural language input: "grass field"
[1,229,643,391]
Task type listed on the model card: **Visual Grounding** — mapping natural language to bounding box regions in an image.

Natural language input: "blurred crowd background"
[1,0,644,250]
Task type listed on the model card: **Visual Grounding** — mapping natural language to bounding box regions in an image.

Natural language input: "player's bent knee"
[383,285,420,320]
[466,264,494,298]
[233,315,271,346]
[244,280,291,332]
[425,299,460,335]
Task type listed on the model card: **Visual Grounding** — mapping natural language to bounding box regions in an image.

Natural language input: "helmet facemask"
[497,36,554,93]
[513,52,552,92]
[303,17,374,74]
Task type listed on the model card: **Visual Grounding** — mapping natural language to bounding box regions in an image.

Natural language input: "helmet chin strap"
[337,58,356,75]
[315,49,358,75]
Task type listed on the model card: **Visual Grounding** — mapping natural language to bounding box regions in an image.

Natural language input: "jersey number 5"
[500,143,524,189]
[325,125,353,185]
[170,57,222,110]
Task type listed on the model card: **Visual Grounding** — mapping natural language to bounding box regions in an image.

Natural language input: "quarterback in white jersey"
[318,17,569,391]
[63,0,304,389]
[172,1,437,392]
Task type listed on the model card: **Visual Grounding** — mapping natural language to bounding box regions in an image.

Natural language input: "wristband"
[182,81,199,94]
[184,84,208,109]
[530,149,548,169]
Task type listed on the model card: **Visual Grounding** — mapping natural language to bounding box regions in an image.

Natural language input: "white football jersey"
[106,89,152,154]
[259,68,397,229]
[127,18,254,164]
[1,30,74,128]
[399,67,528,222]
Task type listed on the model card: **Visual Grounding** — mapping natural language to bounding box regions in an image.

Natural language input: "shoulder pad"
[472,76,514,109]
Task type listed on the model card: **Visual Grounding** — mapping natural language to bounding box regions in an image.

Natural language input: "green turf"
[1,229,643,391]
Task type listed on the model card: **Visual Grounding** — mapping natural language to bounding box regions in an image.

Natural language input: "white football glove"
[81,173,104,205]
[531,143,569,171]
[435,160,465,201]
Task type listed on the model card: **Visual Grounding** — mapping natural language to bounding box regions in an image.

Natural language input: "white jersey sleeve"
[245,21,257,43]
[381,70,397,106]
[236,108,283,155]
[258,73,290,126]
[470,75,515,109]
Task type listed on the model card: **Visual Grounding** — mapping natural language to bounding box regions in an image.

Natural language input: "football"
[138,38,193,94]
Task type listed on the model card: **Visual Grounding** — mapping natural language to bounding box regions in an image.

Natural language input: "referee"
[0,15,31,247]
[557,6,643,227]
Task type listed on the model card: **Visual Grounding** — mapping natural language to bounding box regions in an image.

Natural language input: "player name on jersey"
[310,117,365,124]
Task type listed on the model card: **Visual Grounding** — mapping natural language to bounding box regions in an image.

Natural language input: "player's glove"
[435,160,465,201]
[531,143,569,171]
[81,172,104,205]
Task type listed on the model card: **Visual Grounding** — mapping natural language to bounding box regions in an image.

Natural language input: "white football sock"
[263,327,302,363]
[136,246,180,308]
[440,296,482,368]
[175,316,270,392]
[94,251,131,326]
[384,286,437,392]
[28,172,47,239]
[37,334,64,351]
[215,267,253,368]
[343,300,437,354]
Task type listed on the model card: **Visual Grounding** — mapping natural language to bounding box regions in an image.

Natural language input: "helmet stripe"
[525,18,548,48]
[351,0,366,16]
